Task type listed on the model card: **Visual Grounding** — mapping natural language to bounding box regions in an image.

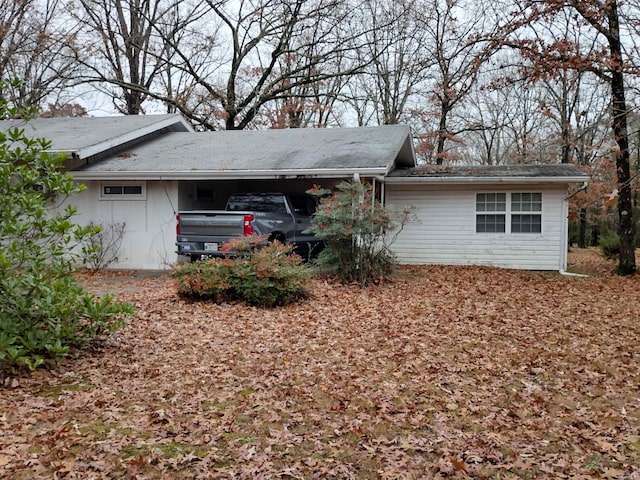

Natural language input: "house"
[0,114,588,271]
[385,165,588,271]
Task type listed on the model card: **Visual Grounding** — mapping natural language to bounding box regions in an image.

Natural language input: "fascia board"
[70,167,389,181]
[47,149,78,156]
[74,115,194,159]
[384,175,589,185]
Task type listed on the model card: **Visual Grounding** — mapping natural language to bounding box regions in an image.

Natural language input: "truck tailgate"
[178,211,246,238]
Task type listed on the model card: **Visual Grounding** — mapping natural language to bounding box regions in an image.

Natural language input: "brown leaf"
[449,457,469,473]
[1,261,639,478]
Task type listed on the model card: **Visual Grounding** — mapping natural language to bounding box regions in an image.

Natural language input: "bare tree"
[181,0,368,130]
[503,0,638,274]
[0,0,81,111]
[510,7,601,164]
[152,1,221,116]
[463,76,517,165]
[457,68,556,166]
[72,0,375,129]
[243,7,357,129]
[417,0,500,164]
[73,0,182,114]
[252,61,349,129]
[344,0,433,127]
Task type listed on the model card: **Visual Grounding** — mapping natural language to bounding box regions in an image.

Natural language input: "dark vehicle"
[176,193,321,261]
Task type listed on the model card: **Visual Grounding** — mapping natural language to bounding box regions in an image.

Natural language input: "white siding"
[65,179,570,271]
[386,183,569,270]
[70,180,179,269]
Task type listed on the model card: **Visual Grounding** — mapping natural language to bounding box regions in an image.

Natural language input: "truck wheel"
[269,232,286,244]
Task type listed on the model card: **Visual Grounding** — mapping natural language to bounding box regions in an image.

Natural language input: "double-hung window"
[511,193,542,233]
[476,193,506,233]
[476,192,542,234]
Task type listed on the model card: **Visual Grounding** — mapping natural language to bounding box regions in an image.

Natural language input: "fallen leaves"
[1,252,639,478]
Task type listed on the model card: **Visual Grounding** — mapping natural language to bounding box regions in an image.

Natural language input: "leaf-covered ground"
[1,249,639,479]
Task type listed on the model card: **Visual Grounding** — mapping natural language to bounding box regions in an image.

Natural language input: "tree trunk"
[436,101,448,165]
[560,115,571,164]
[579,208,587,248]
[591,224,599,247]
[607,3,636,275]
[125,91,143,115]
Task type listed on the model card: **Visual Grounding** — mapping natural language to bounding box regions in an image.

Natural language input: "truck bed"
[176,210,252,257]
[175,192,321,261]
[178,210,249,238]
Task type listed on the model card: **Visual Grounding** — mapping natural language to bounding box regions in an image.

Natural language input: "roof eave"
[384,175,590,185]
[71,167,389,181]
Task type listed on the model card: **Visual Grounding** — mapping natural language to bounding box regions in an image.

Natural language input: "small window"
[101,182,146,200]
[476,193,506,233]
[104,186,123,195]
[511,193,542,233]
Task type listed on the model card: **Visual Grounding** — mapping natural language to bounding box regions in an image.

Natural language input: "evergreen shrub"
[172,236,309,307]
[599,231,621,260]
[307,181,413,286]
[0,80,133,381]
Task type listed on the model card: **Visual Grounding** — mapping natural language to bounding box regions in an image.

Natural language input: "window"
[476,192,542,234]
[511,193,542,233]
[100,182,146,200]
[226,194,287,213]
[476,193,506,233]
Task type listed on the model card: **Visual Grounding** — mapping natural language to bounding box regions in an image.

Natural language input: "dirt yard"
[1,249,639,479]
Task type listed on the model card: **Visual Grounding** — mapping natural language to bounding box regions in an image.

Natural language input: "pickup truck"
[176,192,321,261]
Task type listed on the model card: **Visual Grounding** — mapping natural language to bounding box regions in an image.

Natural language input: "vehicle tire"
[269,232,286,244]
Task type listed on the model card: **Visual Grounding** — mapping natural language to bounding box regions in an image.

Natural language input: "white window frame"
[511,192,542,234]
[476,192,506,233]
[476,192,542,234]
[100,181,147,200]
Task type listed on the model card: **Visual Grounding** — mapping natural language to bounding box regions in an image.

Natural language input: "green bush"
[172,257,234,302]
[599,231,621,260]
[307,181,413,286]
[172,237,309,307]
[0,80,133,381]
[0,276,132,375]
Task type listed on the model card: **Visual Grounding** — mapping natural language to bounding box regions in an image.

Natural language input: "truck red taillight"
[243,214,254,236]
[176,214,180,235]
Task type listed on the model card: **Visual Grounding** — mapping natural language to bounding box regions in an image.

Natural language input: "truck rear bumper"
[176,239,324,261]
[176,240,228,258]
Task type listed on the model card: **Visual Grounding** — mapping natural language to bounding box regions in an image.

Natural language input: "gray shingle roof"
[0,114,193,157]
[72,125,415,180]
[386,164,589,183]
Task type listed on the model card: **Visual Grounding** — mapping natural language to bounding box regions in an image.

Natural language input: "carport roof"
[386,164,589,184]
[0,114,193,159]
[70,125,415,180]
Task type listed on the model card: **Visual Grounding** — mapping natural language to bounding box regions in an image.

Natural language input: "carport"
[68,124,415,269]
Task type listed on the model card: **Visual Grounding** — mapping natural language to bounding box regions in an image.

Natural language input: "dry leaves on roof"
[1,250,639,479]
